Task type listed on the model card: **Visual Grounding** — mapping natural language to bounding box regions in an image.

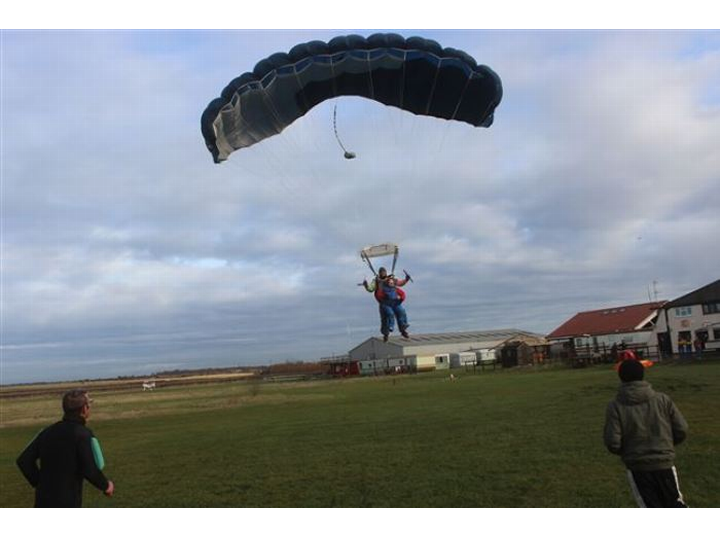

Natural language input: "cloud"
[2,30,719,383]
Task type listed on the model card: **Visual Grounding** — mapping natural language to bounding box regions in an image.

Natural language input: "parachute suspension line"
[329,56,338,98]
[427,61,446,157]
[225,109,296,195]
[225,144,298,197]
[436,120,453,155]
[367,52,376,101]
[259,89,286,140]
[478,73,500,127]
[395,50,408,160]
[261,86,323,189]
[423,59,442,116]
[361,253,378,277]
[247,126,306,202]
[450,76,473,121]
[224,152,268,185]
[255,77,316,197]
[257,90,306,186]
[292,69,323,155]
[292,70,312,119]
[437,75,474,155]
[258,83,296,154]
[399,50,407,109]
[424,56,447,175]
[333,104,356,159]
[223,148,304,207]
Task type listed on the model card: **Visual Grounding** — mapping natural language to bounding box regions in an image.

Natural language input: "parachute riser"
[360,252,378,277]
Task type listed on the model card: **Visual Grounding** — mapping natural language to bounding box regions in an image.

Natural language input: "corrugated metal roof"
[381,329,543,346]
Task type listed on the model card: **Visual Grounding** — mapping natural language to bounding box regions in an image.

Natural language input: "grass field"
[1,361,718,507]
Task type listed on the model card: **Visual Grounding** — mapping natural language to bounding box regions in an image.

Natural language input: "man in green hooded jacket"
[603,359,689,507]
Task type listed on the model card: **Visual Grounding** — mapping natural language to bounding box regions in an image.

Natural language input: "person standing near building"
[603,360,689,507]
[693,336,704,359]
[16,389,114,507]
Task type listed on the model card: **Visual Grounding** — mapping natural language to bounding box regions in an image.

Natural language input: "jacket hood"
[616,380,656,405]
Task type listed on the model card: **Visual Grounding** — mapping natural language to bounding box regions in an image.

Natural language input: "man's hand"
[104,480,115,497]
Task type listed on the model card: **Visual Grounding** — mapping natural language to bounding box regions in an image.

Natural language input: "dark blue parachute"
[201,33,503,163]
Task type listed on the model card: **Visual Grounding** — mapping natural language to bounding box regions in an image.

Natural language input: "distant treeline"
[152,361,326,378]
[262,361,326,376]
[151,366,258,377]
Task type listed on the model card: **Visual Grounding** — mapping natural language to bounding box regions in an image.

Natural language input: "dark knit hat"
[618,359,645,382]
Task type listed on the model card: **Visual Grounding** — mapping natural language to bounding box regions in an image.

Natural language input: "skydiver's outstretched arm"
[395,278,408,286]
[363,279,377,292]
[395,271,412,286]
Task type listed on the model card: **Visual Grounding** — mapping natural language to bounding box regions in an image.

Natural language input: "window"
[702,302,720,315]
[714,328,720,340]
[675,306,692,317]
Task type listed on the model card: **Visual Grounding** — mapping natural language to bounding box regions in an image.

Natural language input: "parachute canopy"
[201,33,503,163]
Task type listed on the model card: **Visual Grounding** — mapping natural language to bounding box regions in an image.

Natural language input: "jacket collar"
[62,414,87,426]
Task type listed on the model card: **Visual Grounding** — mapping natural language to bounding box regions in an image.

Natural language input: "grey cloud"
[2,30,719,384]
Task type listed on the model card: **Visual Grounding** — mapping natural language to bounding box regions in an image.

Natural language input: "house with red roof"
[547,301,666,354]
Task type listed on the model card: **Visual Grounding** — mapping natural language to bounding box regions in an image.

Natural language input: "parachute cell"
[201,33,503,163]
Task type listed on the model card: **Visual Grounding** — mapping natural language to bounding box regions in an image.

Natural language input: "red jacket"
[373,277,408,303]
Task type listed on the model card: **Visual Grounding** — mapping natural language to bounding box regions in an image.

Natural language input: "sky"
[2,27,719,384]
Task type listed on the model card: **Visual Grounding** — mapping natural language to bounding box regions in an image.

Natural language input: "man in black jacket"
[17,389,114,507]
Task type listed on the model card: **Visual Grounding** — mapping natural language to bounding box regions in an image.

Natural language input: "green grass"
[1,361,718,507]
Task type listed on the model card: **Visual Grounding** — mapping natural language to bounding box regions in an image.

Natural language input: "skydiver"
[363,267,411,342]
